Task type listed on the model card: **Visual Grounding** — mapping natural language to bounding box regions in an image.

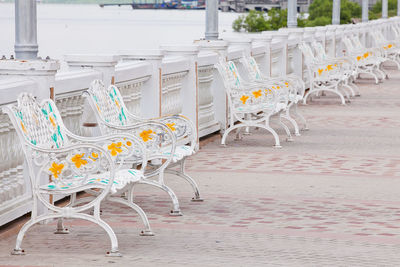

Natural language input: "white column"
[332,0,341,25]
[382,0,388,18]
[398,0,400,16]
[362,0,369,22]
[14,0,38,60]
[205,0,219,40]
[287,0,298,28]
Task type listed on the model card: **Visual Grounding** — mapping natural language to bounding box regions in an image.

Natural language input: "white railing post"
[325,25,338,57]
[160,45,200,145]
[252,33,273,76]
[271,32,289,77]
[120,51,163,119]
[195,40,230,135]
[0,60,59,100]
[64,54,120,135]
[286,28,304,78]
[0,59,60,218]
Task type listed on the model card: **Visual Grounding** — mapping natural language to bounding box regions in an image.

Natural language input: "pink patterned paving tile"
[234,221,251,224]
[379,233,397,236]
[285,226,303,230]
[385,225,400,229]
[322,222,340,225]
[353,233,373,237]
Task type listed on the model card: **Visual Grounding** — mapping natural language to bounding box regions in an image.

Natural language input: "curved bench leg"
[302,90,314,105]
[360,69,379,84]
[54,218,69,234]
[375,67,386,81]
[278,115,293,142]
[304,88,346,105]
[292,103,308,131]
[138,179,182,216]
[350,82,361,97]
[166,159,203,202]
[343,83,355,97]
[221,123,246,146]
[13,211,120,257]
[265,120,282,148]
[281,113,300,136]
[108,192,154,236]
[338,86,350,101]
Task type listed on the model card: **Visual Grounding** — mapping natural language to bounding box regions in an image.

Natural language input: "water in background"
[0,3,240,60]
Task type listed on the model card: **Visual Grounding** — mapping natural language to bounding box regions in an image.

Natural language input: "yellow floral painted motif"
[49,162,64,179]
[252,90,262,99]
[71,153,88,168]
[318,69,324,75]
[140,130,154,142]
[108,142,123,156]
[363,52,369,58]
[89,152,99,161]
[356,56,362,61]
[49,116,56,128]
[166,123,176,131]
[285,82,289,87]
[126,141,132,147]
[115,100,120,109]
[240,95,249,105]
[327,65,333,71]
[20,122,27,134]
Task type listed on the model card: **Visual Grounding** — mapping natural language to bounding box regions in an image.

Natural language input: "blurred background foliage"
[233,0,396,32]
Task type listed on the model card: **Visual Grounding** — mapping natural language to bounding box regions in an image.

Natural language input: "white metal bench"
[239,56,308,135]
[299,42,350,105]
[4,93,152,257]
[311,41,360,97]
[342,36,386,84]
[216,60,287,147]
[85,80,202,214]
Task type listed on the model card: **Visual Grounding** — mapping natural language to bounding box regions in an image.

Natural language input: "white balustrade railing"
[0,79,36,226]
[1,17,400,226]
[161,57,189,116]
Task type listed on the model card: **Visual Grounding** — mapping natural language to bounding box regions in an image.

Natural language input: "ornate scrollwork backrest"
[4,93,146,194]
[350,36,363,50]
[240,56,262,81]
[10,93,69,149]
[227,61,243,88]
[312,42,328,61]
[342,37,355,52]
[88,80,129,127]
[298,43,316,66]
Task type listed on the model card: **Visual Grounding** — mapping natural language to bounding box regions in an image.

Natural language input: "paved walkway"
[1,69,400,266]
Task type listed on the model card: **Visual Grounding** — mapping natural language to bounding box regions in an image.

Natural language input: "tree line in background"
[233,0,397,32]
